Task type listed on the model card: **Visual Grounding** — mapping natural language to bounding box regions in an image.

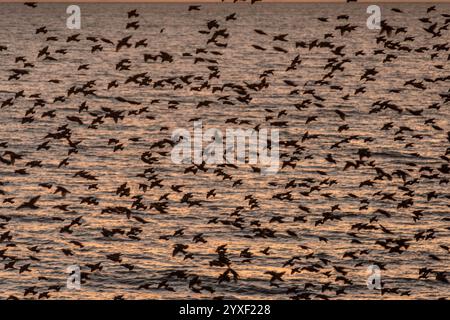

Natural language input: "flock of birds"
[0,2,449,300]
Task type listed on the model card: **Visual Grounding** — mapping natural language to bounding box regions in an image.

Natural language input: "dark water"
[0,3,449,299]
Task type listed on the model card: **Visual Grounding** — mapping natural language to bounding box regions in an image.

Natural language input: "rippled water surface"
[0,3,449,299]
